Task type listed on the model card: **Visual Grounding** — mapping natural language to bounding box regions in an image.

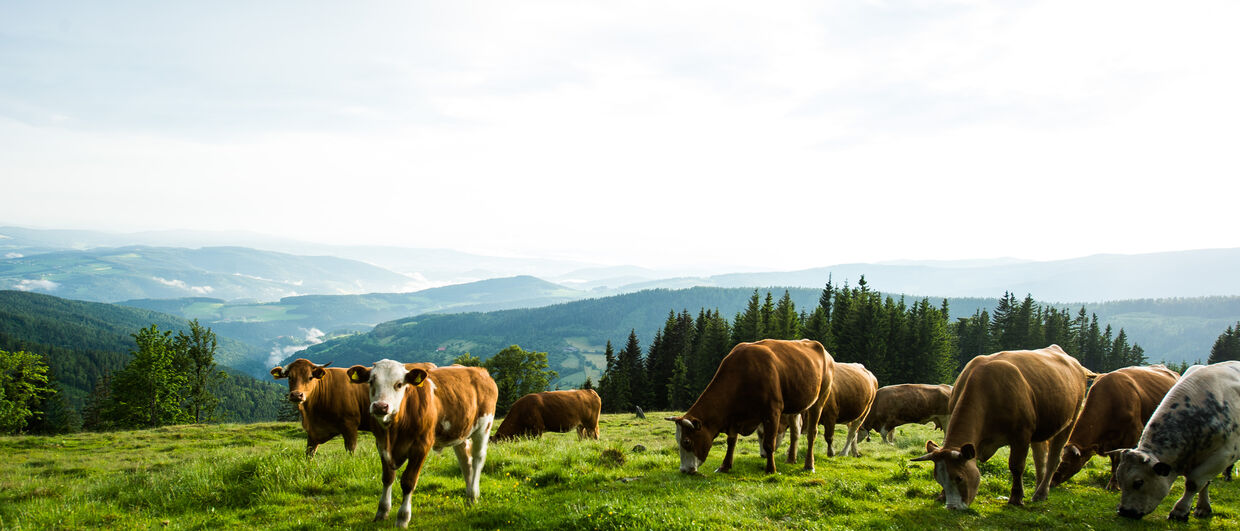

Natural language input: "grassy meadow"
[2,414,1237,530]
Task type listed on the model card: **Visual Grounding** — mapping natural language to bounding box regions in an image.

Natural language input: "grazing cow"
[492,389,602,442]
[912,345,1095,509]
[666,339,834,474]
[1114,361,1240,521]
[1051,365,1179,489]
[347,360,497,528]
[767,362,877,461]
[861,383,952,445]
[271,359,436,457]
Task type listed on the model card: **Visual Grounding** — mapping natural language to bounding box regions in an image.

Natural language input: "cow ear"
[1067,445,1081,458]
[346,365,370,384]
[311,366,326,379]
[1153,462,1173,477]
[959,444,976,460]
[925,440,940,453]
[405,369,428,387]
[270,367,286,379]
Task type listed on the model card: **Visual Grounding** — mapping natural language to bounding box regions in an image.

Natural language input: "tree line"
[595,279,1158,414]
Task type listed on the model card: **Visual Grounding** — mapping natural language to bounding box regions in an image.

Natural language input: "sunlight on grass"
[1,416,1237,529]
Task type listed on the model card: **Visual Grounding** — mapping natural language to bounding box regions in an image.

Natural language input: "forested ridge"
[0,291,285,428]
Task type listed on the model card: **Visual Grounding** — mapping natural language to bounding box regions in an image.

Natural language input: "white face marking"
[935,462,966,510]
[442,420,452,431]
[368,359,410,425]
[674,425,702,473]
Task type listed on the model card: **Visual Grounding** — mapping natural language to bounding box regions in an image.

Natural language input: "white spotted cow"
[347,360,498,528]
[1114,361,1240,521]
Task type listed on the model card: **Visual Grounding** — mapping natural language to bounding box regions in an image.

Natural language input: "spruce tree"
[1208,323,1240,363]
[732,290,763,344]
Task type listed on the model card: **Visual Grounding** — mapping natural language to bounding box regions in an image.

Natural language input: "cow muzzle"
[287,391,305,404]
[371,402,391,417]
[1116,506,1146,519]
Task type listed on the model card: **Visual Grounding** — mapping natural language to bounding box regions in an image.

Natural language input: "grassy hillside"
[0,245,419,302]
[0,290,284,422]
[1,416,1233,529]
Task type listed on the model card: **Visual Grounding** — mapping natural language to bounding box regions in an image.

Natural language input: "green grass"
[2,416,1236,529]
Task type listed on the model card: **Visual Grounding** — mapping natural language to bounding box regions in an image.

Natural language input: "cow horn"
[319,361,333,368]
[910,452,935,462]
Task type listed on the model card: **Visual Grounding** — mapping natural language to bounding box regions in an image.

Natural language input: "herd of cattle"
[270,339,1240,526]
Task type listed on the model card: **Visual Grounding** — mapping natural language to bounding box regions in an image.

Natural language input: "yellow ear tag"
[415,378,426,388]
[349,372,360,382]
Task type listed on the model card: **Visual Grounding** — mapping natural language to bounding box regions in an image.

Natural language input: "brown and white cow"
[912,345,1095,509]
[347,360,497,528]
[492,389,601,442]
[271,358,436,457]
[666,339,834,475]
[1051,365,1179,489]
[861,383,952,445]
[766,362,877,461]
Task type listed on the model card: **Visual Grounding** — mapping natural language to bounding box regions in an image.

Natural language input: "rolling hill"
[293,287,1240,388]
[120,275,587,373]
[0,290,285,421]
[0,245,421,302]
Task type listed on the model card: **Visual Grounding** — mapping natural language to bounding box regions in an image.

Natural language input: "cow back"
[947,345,1092,447]
[823,362,878,425]
[865,383,951,430]
[423,365,499,447]
[1070,365,1179,451]
[688,339,831,433]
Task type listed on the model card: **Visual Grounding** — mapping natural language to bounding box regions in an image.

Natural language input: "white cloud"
[266,327,328,367]
[151,276,214,295]
[4,252,22,259]
[14,278,58,291]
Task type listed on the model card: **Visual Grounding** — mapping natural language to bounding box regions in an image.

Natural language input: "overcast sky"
[2,1,1238,270]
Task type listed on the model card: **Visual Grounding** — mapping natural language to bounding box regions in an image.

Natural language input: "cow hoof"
[1168,512,1189,522]
[802,466,815,473]
[715,467,731,474]
[1195,508,1213,519]
[1007,498,1024,507]
[1032,493,1048,503]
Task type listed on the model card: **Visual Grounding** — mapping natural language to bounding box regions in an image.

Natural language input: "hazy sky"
[3,1,1238,270]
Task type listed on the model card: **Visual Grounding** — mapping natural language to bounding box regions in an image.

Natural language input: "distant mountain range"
[6,226,1240,304]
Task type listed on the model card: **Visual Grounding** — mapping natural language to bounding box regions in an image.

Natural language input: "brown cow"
[768,362,877,461]
[1050,365,1179,489]
[271,359,436,457]
[492,389,601,442]
[271,358,370,457]
[861,383,952,445]
[346,360,497,528]
[912,345,1094,509]
[665,339,834,475]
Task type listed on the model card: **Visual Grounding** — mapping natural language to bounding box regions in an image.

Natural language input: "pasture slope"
[1,416,1235,530]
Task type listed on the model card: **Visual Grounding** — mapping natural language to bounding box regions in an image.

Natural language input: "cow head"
[270,358,332,405]
[911,440,979,510]
[665,416,710,474]
[347,359,428,426]
[1112,449,1175,519]
[1051,443,1093,487]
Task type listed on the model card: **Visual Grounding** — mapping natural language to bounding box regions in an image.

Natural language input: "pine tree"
[1208,322,1240,363]
[618,330,645,411]
[771,290,800,340]
[732,290,764,344]
[666,355,693,411]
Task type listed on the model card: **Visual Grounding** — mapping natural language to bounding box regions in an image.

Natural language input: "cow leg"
[845,420,863,457]
[1034,433,1069,502]
[343,428,359,454]
[396,450,429,528]
[761,416,779,474]
[1007,440,1030,506]
[1194,481,1213,519]
[801,407,821,473]
[716,431,738,473]
[1169,477,1209,521]
[375,463,397,521]
[1106,454,1120,491]
[1031,441,1048,487]
[305,440,320,458]
[453,443,472,481]
[785,415,801,464]
[467,418,492,503]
